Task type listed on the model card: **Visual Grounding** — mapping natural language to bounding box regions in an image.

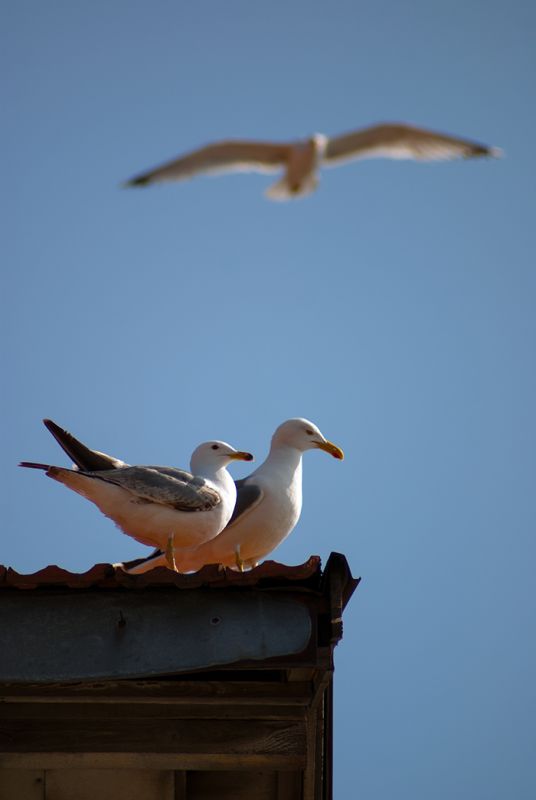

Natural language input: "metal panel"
[0,591,311,682]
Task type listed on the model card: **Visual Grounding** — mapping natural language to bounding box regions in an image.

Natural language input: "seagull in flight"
[20,419,253,554]
[124,121,501,201]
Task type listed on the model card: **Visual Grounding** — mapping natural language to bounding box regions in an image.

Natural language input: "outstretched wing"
[125,140,291,186]
[323,123,501,165]
[81,465,221,512]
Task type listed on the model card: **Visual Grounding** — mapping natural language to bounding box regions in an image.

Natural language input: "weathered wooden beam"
[0,766,303,799]
[0,680,313,705]
[277,770,303,800]
[183,769,303,799]
[0,753,305,771]
[46,768,174,800]
[174,770,188,800]
[0,702,308,722]
[0,717,306,758]
[0,769,45,800]
[185,770,280,800]
[302,702,319,800]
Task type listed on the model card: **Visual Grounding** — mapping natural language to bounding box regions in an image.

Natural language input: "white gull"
[20,419,253,553]
[124,121,502,201]
[122,418,344,574]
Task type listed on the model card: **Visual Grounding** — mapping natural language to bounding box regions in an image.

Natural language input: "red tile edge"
[0,556,322,591]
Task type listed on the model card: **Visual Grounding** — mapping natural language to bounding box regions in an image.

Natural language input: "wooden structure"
[0,552,358,800]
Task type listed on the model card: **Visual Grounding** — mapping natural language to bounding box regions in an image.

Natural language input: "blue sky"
[3,1,535,797]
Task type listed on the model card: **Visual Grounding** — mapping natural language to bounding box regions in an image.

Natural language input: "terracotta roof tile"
[0,556,324,591]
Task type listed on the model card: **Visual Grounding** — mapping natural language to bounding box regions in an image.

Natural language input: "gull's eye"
[211,444,220,450]
[306,429,314,435]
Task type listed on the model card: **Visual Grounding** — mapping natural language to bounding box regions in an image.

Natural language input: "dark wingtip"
[43,418,70,442]
[122,175,151,188]
[471,144,503,159]
[19,461,50,470]
[43,418,60,432]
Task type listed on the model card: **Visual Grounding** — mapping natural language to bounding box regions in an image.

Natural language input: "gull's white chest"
[251,465,302,535]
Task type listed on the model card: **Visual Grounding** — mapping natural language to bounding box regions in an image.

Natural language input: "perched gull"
[20,419,253,553]
[121,418,344,574]
[124,122,502,201]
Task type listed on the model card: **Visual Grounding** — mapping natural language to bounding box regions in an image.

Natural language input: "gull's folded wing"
[226,478,263,527]
[76,465,221,512]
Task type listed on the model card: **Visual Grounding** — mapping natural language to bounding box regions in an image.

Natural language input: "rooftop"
[0,552,359,799]
[1,555,337,591]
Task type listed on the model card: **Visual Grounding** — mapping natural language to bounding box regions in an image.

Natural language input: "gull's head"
[271,418,344,459]
[190,441,254,474]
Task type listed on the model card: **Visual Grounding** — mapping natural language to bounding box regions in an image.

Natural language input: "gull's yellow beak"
[315,440,344,460]
[230,451,254,462]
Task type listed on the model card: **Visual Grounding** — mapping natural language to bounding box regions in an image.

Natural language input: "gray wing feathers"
[87,466,221,511]
[323,123,499,165]
[143,466,205,486]
[126,140,291,186]
[227,478,263,527]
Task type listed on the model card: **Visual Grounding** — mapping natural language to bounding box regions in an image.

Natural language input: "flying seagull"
[20,419,253,553]
[124,122,502,201]
[120,418,344,574]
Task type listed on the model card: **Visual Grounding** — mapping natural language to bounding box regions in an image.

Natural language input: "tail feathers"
[264,174,318,201]
[19,461,51,470]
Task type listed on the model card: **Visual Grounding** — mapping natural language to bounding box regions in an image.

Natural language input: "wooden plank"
[0,753,305,771]
[315,691,325,800]
[277,771,303,800]
[286,668,315,682]
[44,769,174,800]
[0,769,44,800]
[185,770,278,800]
[0,591,312,682]
[310,667,332,712]
[0,703,307,722]
[302,705,318,800]
[173,771,187,800]
[0,680,312,706]
[0,718,306,758]
[321,682,333,800]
